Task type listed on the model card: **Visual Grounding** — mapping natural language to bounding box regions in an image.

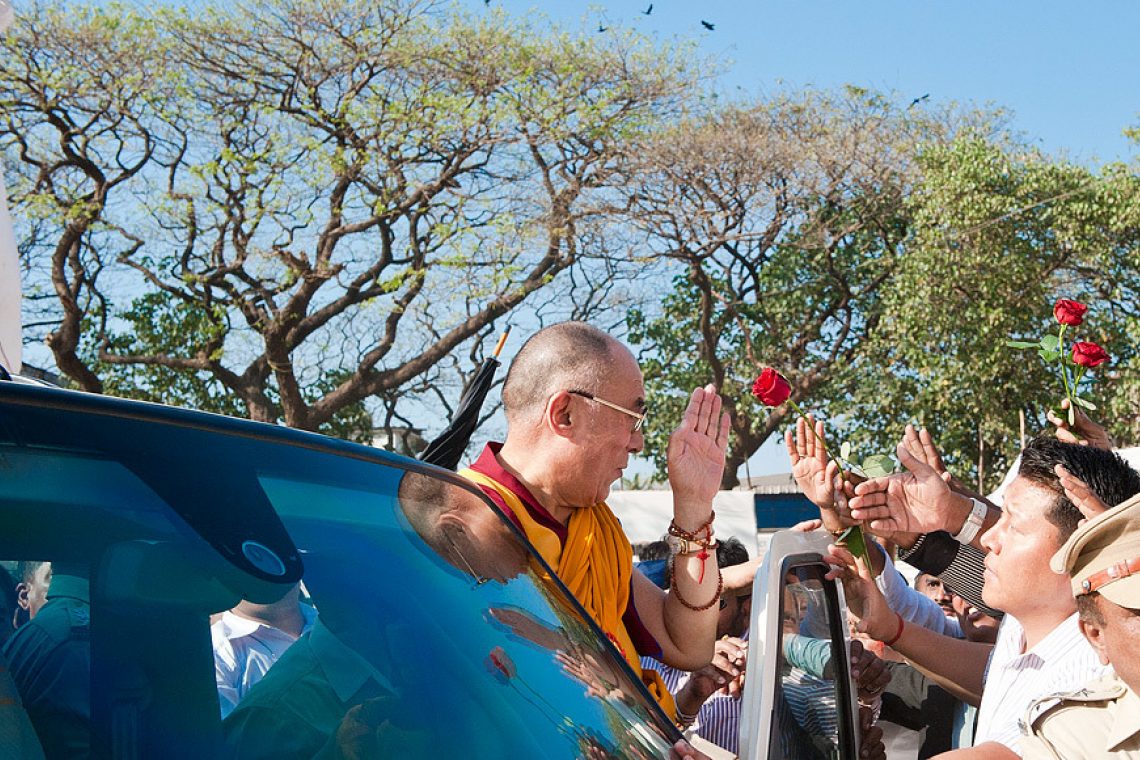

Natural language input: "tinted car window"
[0,385,679,758]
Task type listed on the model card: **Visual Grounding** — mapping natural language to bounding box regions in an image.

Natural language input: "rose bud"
[752,367,792,406]
[1071,341,1109,368]
[1053,298,1088,327]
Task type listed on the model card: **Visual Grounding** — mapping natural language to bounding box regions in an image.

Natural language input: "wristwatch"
[952,498,989,546]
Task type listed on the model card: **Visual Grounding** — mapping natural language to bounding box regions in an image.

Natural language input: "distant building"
[370,426,427,458]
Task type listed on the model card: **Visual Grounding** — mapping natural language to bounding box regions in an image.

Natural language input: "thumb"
[896,442,936,479]
[941,471,953,483]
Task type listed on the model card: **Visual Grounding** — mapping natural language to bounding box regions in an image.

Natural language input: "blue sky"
[466,0,1140,480]
[467,0,1140,166]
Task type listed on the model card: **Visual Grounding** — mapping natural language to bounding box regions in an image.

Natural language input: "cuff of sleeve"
[895,531,959,576]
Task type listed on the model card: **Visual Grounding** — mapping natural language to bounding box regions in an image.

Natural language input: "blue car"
[0,380,858,758]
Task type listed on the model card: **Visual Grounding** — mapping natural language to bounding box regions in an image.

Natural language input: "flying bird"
[908,93,930,109]
[642,3,653,14]
[700,19,715,30]
[597,22,607,32]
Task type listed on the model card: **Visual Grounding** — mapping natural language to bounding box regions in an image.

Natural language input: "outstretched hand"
[849,439,963,538]
[667,384,731,525]
[785,415,851,533]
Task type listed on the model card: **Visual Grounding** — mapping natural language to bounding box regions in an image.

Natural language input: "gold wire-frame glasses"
[568,389,647,432]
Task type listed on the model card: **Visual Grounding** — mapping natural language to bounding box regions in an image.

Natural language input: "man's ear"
[15,582,30,611]
[1078,612,1111,666]
[545,391,576,439]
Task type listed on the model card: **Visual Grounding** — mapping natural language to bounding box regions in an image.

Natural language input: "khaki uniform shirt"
[1021,673,1140,759]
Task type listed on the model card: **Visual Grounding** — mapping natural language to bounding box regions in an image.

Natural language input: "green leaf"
[1005,340,1038,349]
[862,454,895,478]
[1073,397,1097,411]
[1038,349,1061,362]
[840,441,852,461]
[1040,335,1060,351]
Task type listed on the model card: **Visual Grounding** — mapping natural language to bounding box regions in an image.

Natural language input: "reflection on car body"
[0,382,865,758]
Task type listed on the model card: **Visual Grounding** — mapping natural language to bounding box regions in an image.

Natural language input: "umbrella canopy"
[419,328,510,470]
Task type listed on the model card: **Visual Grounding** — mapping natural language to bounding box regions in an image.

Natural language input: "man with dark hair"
[1021,492,1140,758]
[831,436,1140,759]
[460,321,730,720]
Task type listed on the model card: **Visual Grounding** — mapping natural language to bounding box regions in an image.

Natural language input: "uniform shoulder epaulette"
[1022,675,1126,732]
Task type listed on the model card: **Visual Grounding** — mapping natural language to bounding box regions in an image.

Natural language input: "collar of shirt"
[1000,612,1085,670]
[309,620,397,703]
[218,604,318,641]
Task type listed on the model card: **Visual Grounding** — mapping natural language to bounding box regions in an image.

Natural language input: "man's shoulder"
[1021,675,1131,758]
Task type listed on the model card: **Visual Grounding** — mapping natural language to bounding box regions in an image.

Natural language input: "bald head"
[502,322,628,424]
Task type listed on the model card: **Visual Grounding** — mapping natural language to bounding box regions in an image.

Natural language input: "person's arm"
[638,385,730,671]
[872,543,962,637]
[897,534,999,618]
[824,545,991,706]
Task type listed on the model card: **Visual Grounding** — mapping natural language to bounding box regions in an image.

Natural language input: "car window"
[769,563,852,760]
[739,531,857,760]
[0,386,679,758]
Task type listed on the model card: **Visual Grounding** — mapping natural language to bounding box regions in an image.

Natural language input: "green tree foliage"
[847,136,1140,489]
[626,89,964,487]
[1,0,698,437]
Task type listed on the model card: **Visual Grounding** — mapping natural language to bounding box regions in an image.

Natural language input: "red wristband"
[883,613,905,648]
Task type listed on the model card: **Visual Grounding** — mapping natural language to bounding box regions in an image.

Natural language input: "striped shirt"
[975,612,1110,755]
[643,638,747,755]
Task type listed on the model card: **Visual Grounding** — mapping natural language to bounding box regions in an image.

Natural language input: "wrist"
[941,492,973,534]
[951,498,989,546]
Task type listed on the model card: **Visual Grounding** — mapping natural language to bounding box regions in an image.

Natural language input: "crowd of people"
[3,319,1139,760]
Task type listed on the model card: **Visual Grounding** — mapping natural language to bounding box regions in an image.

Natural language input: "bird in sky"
[908,93,930,108]
[700,19,715,30]
[642,3,653,14]
[598,22,607,32]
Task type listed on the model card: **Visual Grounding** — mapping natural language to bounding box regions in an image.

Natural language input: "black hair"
[716,536,749,569]
[1018,436,1140,542]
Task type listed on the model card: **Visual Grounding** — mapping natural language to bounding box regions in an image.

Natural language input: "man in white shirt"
[213,582,317,717]
[834,436,1140,758]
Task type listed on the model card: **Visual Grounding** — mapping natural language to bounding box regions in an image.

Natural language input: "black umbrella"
[419,327,511,470]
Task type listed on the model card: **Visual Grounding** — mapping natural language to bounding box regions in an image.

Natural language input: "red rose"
[752,367,792,406]
[1071,341,1109,368]
[1053,299,1088,327]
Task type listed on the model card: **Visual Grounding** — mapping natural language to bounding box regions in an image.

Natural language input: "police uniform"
[1020,492,1140,759]
[1021,673,1140,759]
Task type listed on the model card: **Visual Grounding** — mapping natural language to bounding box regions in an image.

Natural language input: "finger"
[852,477,890,497]
[715,409,730,450]
[785,428,800,463]
[791,518,823,532]
[1055,427,1080,445]
[918,427,946,474]
[813,419,827,462]
[703,384,722,437]
[1056,463,1110,520]
[901,423,923,462]
[895,442,936,479]
[795,416,808,457]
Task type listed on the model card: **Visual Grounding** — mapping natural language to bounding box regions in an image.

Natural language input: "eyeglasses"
[568,389,647,432]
